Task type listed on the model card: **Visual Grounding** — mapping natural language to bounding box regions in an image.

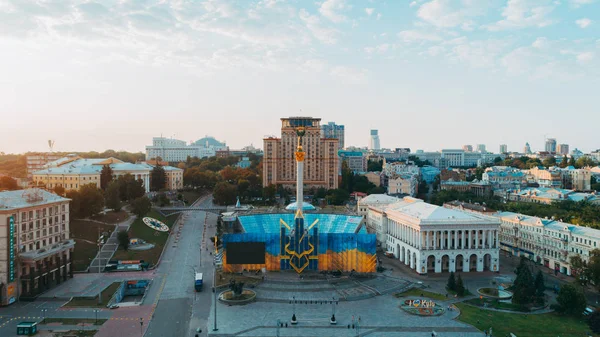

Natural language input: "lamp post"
[139,317,143,337]
[291,296,297,324]
[330,296,337,325]
[94,309,99,325]
[213,261,218,331]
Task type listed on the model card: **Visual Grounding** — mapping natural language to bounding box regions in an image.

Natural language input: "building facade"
[367,197,500,274]
[462,145,473,152]
[387,174,418,196]
[545,138,557,153]
[557,144,569,155]
[0,189,74,306]
[369,130,380,150]
[33,157,183,192]
[499,144,508,154]
[320,122,345,150]
[263,117,339,189]
[145,136,227,162]
[26,154,63,180]
[338,151,366,174]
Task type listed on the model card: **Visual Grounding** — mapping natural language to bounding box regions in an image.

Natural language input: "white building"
[0,189,74,305]
[357,194,401,226]
[368,197,500,274]
[369,130,380,150]
[495,211,600,275]
[146,136,227,162]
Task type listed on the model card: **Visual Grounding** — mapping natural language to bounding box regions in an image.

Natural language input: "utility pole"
[139,317,143,337]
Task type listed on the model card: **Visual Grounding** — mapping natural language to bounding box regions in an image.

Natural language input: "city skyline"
[1,0,599,153]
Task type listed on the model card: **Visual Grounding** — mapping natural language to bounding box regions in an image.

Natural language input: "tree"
[568,156,577,167]
[66,184,105,218]
[542,156,556,168]
[455,274,465,296]
[570,255,589,286]
[130,196,151,218]
[117,230,130,251]
[588,310,600,333]
[213,182,237,205]
[512,257,535,305]
[447,271,456,291]
[325,189,349,205]
[367,160,383,172]
[127,177,146,201]
[576,157,596,169]
[105,181,122,211]
[150,165,166,191]
[559,155,569,168]
[100,165,113,190]
[52,185,66,197]
[262,184,276,203]
[587,249,600,292]
[534,270,545,305]
[0,176,19,190]
[556,283,586,316]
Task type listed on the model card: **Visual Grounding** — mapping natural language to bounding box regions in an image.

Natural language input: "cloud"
[319,0,349,23]
[299,9,339,44]
[364,43,390,54]
[576,18,592,28]
[410,1,419,8]
[330,65,368,84]
[365,8,375,16]
[398,30,442,42]
[448,39,510,68]
[532,37,549,49]
[569,0,595,7]
[488,0,557,31]
[417,0,487,29]
[577,52,594,63]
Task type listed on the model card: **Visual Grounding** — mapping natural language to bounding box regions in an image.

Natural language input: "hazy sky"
[1,0,599,154]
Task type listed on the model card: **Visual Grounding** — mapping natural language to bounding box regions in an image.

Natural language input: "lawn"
[65,282,121,308]
[394,288,447,301]
[91,210,130,224]
[455,302,594,337]
[70,220,115,243]
[464,298,529,312]
[111,210,177,265]
[72,240,99,271]
[42,318,107,325]
[180,190,205,205]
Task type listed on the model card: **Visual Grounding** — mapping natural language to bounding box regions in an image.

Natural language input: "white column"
[461,231,465,249]
[475,230,479,249]
[446,231,450,249]
[296,158,304,214]
[495,230,499,248]
[454,230,458,249]
[426,231,429,250]
[469,230,472,249]
[488,230,492,249]
[433,231,437,249]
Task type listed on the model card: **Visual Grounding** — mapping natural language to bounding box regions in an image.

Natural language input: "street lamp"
[139,317,143,337]
[291,296,297,324]
[330,296,337,325]
[213,261,218,331]
[94,309,99,325]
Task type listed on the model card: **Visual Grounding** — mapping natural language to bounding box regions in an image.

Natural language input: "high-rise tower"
[370,130,380,150]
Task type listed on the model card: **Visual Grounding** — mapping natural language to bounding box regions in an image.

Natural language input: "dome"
[285,201,316,211]
[193,136,225,148]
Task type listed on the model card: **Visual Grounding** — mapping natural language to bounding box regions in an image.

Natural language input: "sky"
[1,0,599,155]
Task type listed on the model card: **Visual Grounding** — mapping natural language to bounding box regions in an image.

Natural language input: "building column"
[462,231,466,249]
[426,231,429,250]
[446,231,450,249]
[462,256,470,272]
[468,230,472,249]
[454,230,458,249]
[475,230,479,249]
[495,230,499,248]
[477,254,484,272]
[433,231,437,249]
[488,230,492,249]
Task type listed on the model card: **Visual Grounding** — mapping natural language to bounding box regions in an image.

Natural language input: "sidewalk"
[89,211,137,273]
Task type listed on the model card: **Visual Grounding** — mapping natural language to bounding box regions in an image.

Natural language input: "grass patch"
[70,220,115,243]
[447,288,472,297]
[464,298,529,312]
[72,240,99,271]
[180,190,204,205]
[91,210,130,224]
[216,272,262,288]
[65,282,121,308]
[112,210,176,265]
[455,302,593,337]
[394,288,447,301]
[42,318,107,325]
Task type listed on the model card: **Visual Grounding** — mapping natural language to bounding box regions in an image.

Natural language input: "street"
[145,195,217,337]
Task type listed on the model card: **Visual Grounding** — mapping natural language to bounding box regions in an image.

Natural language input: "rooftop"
[495,211,600,240]
[238,213,365,234]
[380,197,497,225]
[0,189,69,210]
[358,194,401,205]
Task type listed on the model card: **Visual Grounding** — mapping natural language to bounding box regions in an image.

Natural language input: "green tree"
[105,181,122,211]
[213,182,237,205]
[130,196,151,218]
[556,283,586,316]
[341,161,353,192]
[576,157,596,168]
[68,184,105,218]
[447,271,456,291]
[368,186,386,194]
[326,189,349,205]
[587,249,600,291]
[52,185,66,197]
[262,184,276,203]
[0,176,19,190]
[512,257,535,306]
[455,273,465,296]
[150,165,167,191]
[559,155,569,168]
[534,270,545,305]
[542,156,556,168]
[570,255,589,286]
[100,165,113,190]
[127,177,146,201]
[117,230,130,251]
[367,160,383,172]
[568,156,577,167]
[588,310,600,333]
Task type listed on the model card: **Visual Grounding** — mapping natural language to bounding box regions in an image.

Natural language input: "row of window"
[18,205,66,222]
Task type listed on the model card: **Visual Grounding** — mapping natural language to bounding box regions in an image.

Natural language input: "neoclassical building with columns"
[367,196,501,274]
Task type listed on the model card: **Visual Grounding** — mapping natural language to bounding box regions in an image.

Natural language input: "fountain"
[218,280,256,305]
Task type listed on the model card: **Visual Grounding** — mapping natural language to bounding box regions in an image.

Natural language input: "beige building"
[0,189,74,306]
[263,117,339,189]
[33,156,183,192]
[363,172,381,187]
[26,154,63,179]
[387,174,418,196]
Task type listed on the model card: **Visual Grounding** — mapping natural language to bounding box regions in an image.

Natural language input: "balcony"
[20,240,75,262]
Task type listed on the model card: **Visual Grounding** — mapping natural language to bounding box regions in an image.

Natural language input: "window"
[21,223,26,231]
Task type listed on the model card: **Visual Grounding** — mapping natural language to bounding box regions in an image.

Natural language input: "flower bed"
[400,299,445,316]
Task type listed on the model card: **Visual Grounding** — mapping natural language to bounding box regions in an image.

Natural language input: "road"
[145,195,217,337]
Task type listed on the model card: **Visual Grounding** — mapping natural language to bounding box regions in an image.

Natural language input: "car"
[583,307,594,316]
[109,304,119,309]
